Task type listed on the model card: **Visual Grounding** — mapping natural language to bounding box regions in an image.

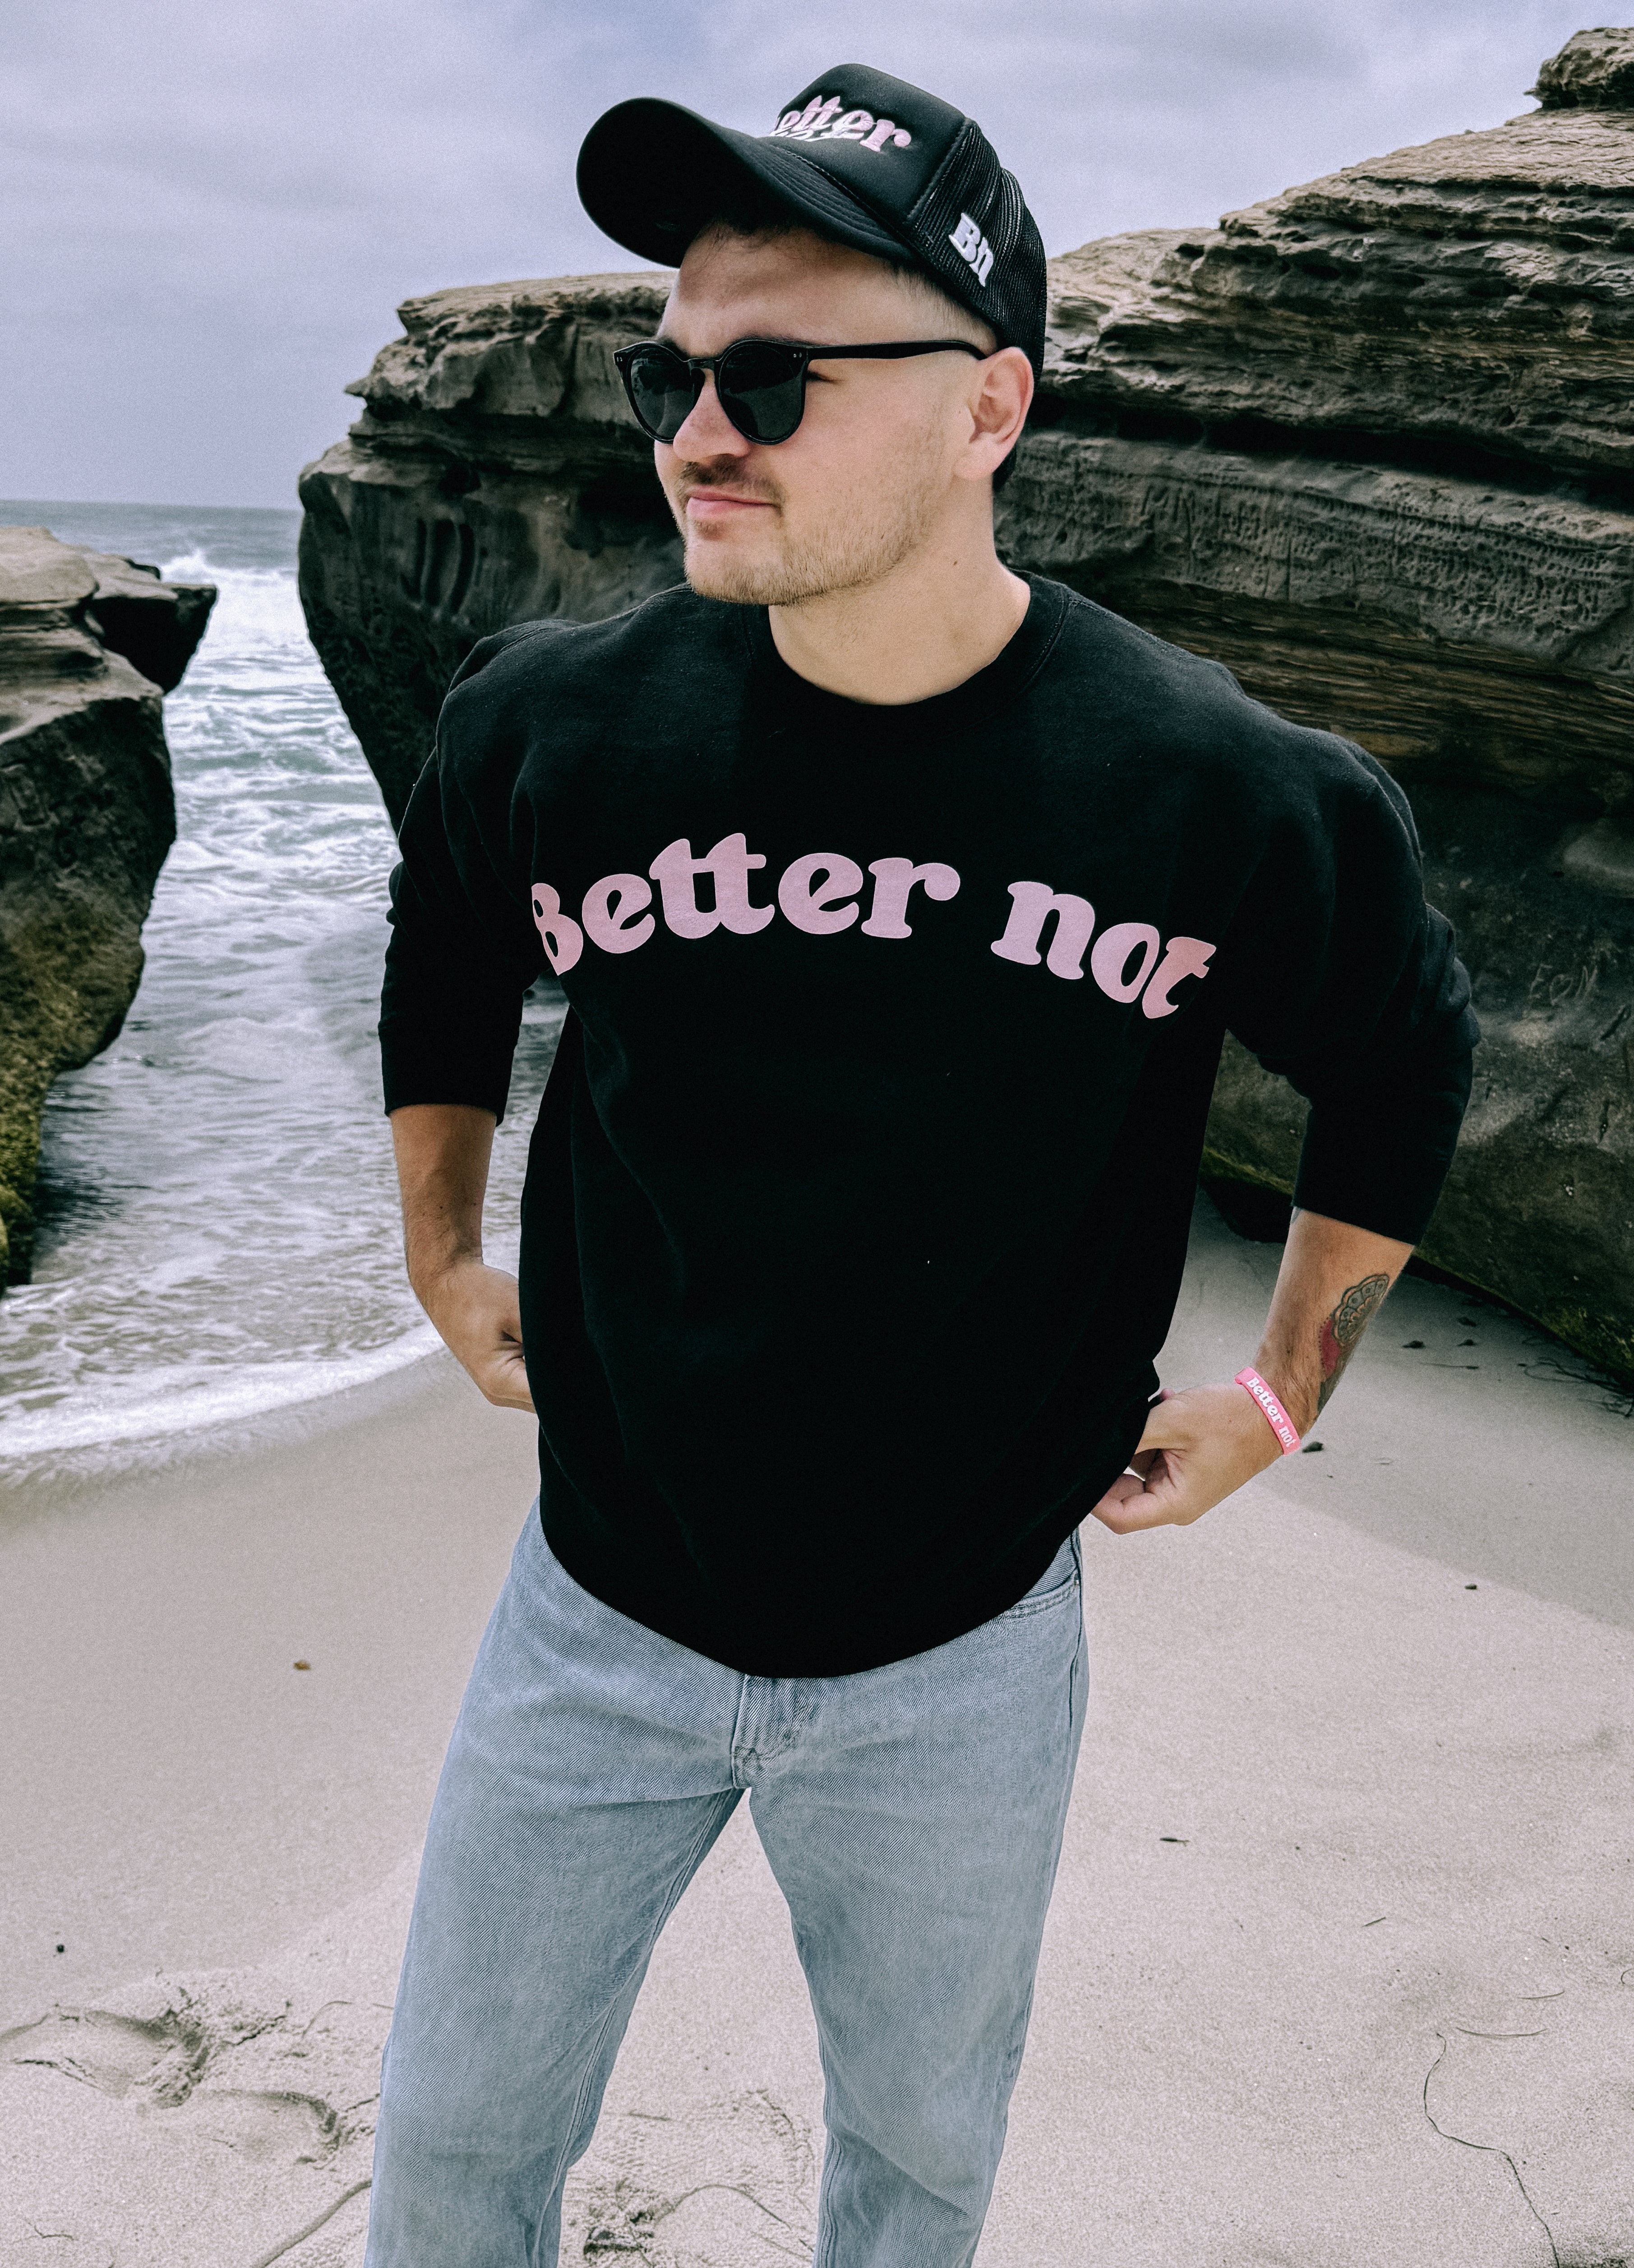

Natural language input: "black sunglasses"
[613,335,985,448]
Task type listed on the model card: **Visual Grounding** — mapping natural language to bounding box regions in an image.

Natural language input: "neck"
[766,505,1031,706]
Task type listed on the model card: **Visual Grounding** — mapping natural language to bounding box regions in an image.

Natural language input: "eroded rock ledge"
[0,528,214,1282]
[298,30,1634,1379]
[299,273,678,825]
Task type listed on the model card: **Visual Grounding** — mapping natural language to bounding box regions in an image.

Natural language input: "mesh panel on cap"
[905,123,1039,368]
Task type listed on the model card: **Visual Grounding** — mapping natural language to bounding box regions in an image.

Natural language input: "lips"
[683,490,776,521]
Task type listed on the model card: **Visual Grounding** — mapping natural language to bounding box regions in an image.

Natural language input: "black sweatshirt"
[381,574,1475,1675]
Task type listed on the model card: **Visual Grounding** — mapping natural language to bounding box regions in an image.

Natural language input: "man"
[367,64,1475,2266]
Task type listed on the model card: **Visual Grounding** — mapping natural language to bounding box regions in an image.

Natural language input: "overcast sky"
[0,0,1598,508]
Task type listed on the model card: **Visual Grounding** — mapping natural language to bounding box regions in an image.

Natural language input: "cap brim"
[577,97,911,273]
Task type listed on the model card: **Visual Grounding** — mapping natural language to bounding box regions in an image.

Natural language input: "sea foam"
[0,502,560,1466]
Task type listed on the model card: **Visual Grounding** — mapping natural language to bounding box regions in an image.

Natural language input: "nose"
[667,369,750,461]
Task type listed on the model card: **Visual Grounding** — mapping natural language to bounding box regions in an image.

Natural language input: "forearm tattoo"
[1316,1273,1391,1412]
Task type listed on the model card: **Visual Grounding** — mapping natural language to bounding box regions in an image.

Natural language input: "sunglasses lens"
[622,347,698,442]
[717,343,808,444]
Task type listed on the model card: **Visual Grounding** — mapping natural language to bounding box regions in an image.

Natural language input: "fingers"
[1091,1494,1175,1535]
[1085,1462,1179,1534]
[1129,1395,1209,1455]
[1090,1378,1285,1535]
[424,1262,535,1411]
[1094,1421,1247,1530]
[476,1347,535,1412]
[1089,1472,1148,1514]
[1128,1381,1279,1471]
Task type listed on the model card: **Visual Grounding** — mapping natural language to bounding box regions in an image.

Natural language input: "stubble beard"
[673,432,946,609]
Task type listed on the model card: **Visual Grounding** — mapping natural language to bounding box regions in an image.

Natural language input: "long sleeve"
[1219,747,1477,1246]
[378,649,546,1120]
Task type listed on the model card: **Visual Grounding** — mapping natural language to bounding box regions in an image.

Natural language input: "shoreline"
[0,1321,443,1471]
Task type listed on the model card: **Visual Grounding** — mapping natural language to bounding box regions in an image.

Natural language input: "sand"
[2,1198,1630,2266]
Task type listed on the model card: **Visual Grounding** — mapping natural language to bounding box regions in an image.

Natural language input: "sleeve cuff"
[380,1018,517,1122]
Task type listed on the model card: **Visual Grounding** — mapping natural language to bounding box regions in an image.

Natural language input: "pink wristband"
[1235,1367,1302,1455]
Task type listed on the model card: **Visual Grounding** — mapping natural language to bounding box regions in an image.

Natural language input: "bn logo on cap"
[949,213,994,287]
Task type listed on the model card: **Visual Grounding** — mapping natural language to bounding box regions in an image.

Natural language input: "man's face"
[655,227,993,607]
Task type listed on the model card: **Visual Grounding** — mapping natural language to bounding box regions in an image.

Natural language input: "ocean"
[0,501,563,1467]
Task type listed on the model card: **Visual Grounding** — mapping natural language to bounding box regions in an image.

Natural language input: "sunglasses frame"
[612,335,987,447]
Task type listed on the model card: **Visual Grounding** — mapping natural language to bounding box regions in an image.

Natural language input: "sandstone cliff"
[297,28,1634,1379]
[0,528,214,1282]
[299,274,678,824]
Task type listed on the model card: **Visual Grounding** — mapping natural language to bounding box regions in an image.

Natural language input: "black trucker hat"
[577,65,1047,379]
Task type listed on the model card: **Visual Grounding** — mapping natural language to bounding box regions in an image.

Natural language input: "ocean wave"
[0,1324,443,1459]
[0,503,559,1468]
[161,550,312,653]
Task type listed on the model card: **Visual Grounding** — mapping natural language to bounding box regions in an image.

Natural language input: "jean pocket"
[1000,1532,1081,1618]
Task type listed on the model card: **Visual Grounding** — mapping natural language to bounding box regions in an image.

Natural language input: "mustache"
[675,458,784,507]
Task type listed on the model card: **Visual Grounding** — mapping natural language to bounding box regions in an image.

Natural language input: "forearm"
[390,1102,497,1299]
[388,1103,533,1412]
[1252,1206,1413,1436]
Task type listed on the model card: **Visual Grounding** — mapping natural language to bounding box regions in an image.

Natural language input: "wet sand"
[2,1196,1630,2265]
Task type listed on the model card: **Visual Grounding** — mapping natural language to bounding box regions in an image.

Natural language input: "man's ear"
[957,346,1033,483]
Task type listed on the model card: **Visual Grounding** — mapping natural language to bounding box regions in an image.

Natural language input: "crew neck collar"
[739,573,1066,735]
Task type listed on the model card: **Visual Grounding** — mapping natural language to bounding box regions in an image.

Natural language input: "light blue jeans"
[365,1507,1087,2268]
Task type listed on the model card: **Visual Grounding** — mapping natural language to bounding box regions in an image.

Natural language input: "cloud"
[0,0,1594,505]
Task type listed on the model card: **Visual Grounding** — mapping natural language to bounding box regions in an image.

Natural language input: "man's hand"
[416,1256,535,1412]
[1087,1381,1279,1533]
[1089,1206,1414,1537]
[390,1101,535,1414]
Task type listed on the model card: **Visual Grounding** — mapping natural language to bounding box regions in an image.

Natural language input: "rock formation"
[299,274,679,825]
[1008,27,1634,1381]
[297,29,1634,1380]
[0,528,214,1282]
[77,548,216,695]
